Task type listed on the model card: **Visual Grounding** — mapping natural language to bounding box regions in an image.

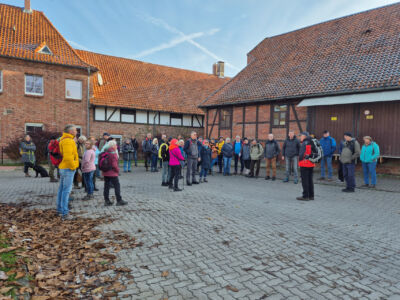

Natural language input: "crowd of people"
[19,126,381,219]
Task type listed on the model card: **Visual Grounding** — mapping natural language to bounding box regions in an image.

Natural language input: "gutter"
[87,67,91,136]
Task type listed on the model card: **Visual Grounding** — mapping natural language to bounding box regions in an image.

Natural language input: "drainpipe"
[87,67,91,137]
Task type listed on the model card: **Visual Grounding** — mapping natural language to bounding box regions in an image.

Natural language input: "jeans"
[151,154,158,171]
[123,159,132,172]
[200,167,209,178]
[320,156,333,178]
[362,162,377,185]
[249,159,261,177]
[57,168,76,216]
[223,157,232,175]
[162,161,169,182]
[211,158,218,171]
[343,163,356,190]
[169,165,181,188]
[95,164,101,178]
[300,167,314,198]
[104,176,122,202]
[186,158,198,183]
[265,157,277,177]
[233,153,243,173]
[133,151,138,166]
[83,171,94,195]
[285,156,298,180]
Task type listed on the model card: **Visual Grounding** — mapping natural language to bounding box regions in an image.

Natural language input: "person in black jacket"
[183,131,202,185]
[130,135,139,167]
[221,138,234,176]
[199,140,212,182]
[142,133,153,171]
[282,131,300,183]
[122,139,134,172]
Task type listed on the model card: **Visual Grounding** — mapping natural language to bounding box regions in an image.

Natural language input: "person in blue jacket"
[319,130,336,180]
[360,136,380,188]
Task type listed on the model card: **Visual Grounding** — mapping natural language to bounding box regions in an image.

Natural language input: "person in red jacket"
[102,140,127,206]
[297,132,315,201]
[48,136,62,183]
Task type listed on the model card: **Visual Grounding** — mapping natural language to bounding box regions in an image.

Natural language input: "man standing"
[159,137,170,186]
[221,137,234,176]
[233,136,243,175]
[282,131,300,184]
[130,135,139,167]
[159,134,167,169]
[184,131,201,185]
[216,137,224,173]
[319,130,337,181]
[340,132,361,192]
[297,132,315,201]
[246,139,264,178]
[98,133,110,151]
[142,133,153,171]
[264,134,280,181]
[57,125,79,220]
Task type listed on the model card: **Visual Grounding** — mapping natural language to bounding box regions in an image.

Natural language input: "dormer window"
[35,43,52,55]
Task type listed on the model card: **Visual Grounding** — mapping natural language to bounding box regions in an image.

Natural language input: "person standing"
[98,133,110,151]
[319,130,337,181]
[168,139,185,192]
[264,134,280,181]
[339,132,361,193]
[197,137,203,172]
[184,131,201,185]
[240,138,251,175]
[130,135,139,167]
[216,137,224,173]
[48,136,61,182]
[159,138,170,186]
[74,136,87,189]
[282,131,300,184]
[57,125,79,220]
[20,135,36,177]
[297,132,315,201]
[337,139,345,183]
[221,138,234,176]
[142,133,153,171]
[159,134,167,169]
[233,136,243,175]
[247,139,264,178]
[360,136,380,188]
[150,138,159,172]
[199,139,212,182]
[122,139,134,172]
[82,140,96,200]
[210,140,219,175]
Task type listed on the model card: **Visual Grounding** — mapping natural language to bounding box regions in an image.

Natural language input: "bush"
[3,130,61,163]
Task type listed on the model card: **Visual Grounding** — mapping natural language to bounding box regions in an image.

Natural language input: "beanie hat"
[103,132,110,136]
[344,132,353,138]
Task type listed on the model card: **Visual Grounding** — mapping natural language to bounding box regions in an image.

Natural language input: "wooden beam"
[208,108,218,138]
[242,106,245,138]
[106,108,117,121]
[286,104,290,137]
[269,104,273,133]
[291,104,303,133]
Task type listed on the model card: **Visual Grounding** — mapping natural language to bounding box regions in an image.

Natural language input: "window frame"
[120,109,136,123]
[65,79,83,100]
[170,113,183,126]
[219,108,232,129]
[272,104,288,128]
[25,74,44,96]
[25,123,44,134]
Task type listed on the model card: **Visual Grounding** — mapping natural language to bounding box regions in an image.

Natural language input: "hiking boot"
[62,214,74,221]
[25,173,31,177]
[370,184,376,188]
[283,178,289,183]
[309,197,314,200]
[296,196,310,201]
[105,200,113,206]
[318,177,325,180]
[116,200,128,206]
[204,178,208,183]
[50,178,58,182]
[192,181,199,184]
[199,178,203,183]
[342,188,355,193]
[94,187,99,191]
[272,177,276,181]
[186,182,192,186]
[174,187,182,192]
[168,185,173,189]
[361,184,369,188]
[294,179,298,184]
[265,176,271,180]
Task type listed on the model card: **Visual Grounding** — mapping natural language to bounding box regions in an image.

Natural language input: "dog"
[33,164,49,178]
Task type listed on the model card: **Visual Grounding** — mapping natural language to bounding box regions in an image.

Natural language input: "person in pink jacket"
[168,139,185,192]
[102,140,127,206]
[82,140,96,200]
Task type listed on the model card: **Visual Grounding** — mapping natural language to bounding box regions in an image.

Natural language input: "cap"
[344,132,353,137]
[103,132,110,136]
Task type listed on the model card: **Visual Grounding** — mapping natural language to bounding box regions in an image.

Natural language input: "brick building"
[200,3,400,157]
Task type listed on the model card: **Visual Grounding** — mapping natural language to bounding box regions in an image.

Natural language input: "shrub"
[3,130,61,163]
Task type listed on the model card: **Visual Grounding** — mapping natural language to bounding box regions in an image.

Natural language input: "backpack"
[99,152,112,172]
[309,138,323,163]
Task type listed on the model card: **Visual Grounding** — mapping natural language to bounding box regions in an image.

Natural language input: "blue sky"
[3,0,399,76]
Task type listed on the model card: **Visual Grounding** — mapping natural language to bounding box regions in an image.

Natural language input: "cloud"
[136,12,239,71]
[131,28,220,59]
[68,40,90,51]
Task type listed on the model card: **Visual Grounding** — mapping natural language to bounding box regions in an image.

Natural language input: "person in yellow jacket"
[57,124,79,220]
[159,138,171,186]
[216,136,224,173]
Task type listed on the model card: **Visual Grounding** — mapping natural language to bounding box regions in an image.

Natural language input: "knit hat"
[103,132,110,137]
[344,132,353,137]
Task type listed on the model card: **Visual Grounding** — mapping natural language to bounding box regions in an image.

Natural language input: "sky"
[2,0,399,76]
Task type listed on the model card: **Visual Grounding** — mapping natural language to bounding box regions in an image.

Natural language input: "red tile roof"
[201,3,400,107]
[76,50,229,115]
[0,4,92,69]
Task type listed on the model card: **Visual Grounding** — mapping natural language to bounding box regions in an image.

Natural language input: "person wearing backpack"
[130,135,139,167]
[319,130,337,181]
[159,138,170,186]
[282,131,300,184]
[221,137,234,176]
[264,134,281,181]
[57,125,79,220]
[297,132,315,201]
[48,136,62,182]
[20,135,36,177]
[360,136,380,188]
[101,140,127,206]
[246,139,264,178]
[339,132,361,193]
[183,131,201,185]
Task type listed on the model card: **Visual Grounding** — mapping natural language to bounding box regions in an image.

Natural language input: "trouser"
[285,157,298,180]
[211,158,218,171]
[104,176,122,202]
[343,163,356,190]
[169,165,181,188]
[73,163,83,188]
[48,160,58,179]
[92,171,96,189]
[223,157,232,175]
[218,154,223,173]
[362,162,377,185]
[144,152,152,170]
[186,158,197,183]
[234,153,244,173]
[95,164,101,178]
[151,154,158,171]
[159,158,163,169]
[338,162,344,182]
[200,167,209,178]
[244,159,251,169]
[249,159,261,177]
[83,171,94,195]
[300,167,314,198]
[320,156,333,178]
[266,157,277,177]
[23,162,34,174]
[162,161,169,182]
[57,169,76,216]
[123,159,132,172]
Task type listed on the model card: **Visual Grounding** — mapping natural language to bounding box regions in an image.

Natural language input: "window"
[183,115,192,127]
[38,45,52,55]
[219,108,232,129]
[193,115,203,128]
[25,123,43,134]
[75,126,82,137]
[120,109,135,123]
[0,70,2,92]
[272,105,288,127]
[160,113,170,125]
[25,74,43,96]
[66,79,82,100]
[110,135,123,149]
[170,113,183,126]
[136,111,148,124]
[94,107,106,121]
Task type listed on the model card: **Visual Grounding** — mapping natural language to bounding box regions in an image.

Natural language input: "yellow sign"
[366,115,373,120]
[331,116,337,121]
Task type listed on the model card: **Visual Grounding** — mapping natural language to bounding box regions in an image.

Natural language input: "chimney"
[212,61,225,78]
[23,0,32,13]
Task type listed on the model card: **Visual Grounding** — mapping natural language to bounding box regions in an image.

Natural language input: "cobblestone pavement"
[1,167,400,300]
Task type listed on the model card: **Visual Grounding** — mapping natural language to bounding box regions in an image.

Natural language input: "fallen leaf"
[225,285,239,292]
[0,271,8,280]
[161,271,169,277]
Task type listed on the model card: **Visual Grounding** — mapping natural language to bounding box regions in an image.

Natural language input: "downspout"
[87,67,91,137]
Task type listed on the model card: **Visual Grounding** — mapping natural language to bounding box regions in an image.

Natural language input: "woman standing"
[151,138,159,172]
[122,139,134,172]
[360,136,380,188]
[82,140,96,200]
[20,135,36,177]
[168,139,185,192]
[240,138,251,175]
